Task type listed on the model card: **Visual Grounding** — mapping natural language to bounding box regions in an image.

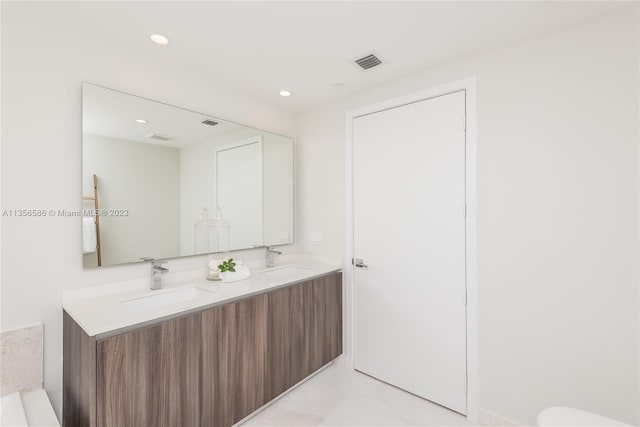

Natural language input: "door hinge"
[465,375,468,392]
[464,203,467,219]
[463,115,467,131]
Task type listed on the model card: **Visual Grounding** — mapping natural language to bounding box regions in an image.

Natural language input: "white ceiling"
[44,1,630,111]
[82,83,245,147]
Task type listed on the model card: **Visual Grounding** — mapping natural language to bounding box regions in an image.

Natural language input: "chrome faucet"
[265,246,282,268]
[150,260,169,290]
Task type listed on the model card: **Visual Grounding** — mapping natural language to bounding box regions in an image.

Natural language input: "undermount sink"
[122,286,216,311]
[261,265,312,280]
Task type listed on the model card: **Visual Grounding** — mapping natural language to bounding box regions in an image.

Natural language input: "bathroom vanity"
[62,265,342,427]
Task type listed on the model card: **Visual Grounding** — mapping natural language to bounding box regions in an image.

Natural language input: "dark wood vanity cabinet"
[63,272,342,427]
[96,312,202,427]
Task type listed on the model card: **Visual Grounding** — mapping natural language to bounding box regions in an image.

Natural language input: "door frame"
[344,77,477,422]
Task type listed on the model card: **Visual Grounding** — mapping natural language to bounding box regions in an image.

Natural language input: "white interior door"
[353,90,467,414]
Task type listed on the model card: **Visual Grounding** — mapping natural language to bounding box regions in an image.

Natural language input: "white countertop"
[63,259,341,338]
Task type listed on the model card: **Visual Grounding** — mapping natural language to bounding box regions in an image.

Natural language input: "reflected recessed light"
[279,90,292,97]
[135,119,148,124]
[149,34,169,45]
[334,83,344,90]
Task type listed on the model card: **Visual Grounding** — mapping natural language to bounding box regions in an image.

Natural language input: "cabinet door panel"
[201,294,268,426]
[321,273,343,364]
[265,285,297,400]
[331,273,344,360]
[96,313,201,427]
[305,274,343,377]
[63,311,97,427]
[288,282,309,386]
[309,278,327,373]
[266,273,343,401]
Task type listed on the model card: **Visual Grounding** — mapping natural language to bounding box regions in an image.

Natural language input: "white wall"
[83,134,180,266]
[0,2,295,417]
[294,9,639,426]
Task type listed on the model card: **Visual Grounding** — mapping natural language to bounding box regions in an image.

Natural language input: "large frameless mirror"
[82,83,293,268]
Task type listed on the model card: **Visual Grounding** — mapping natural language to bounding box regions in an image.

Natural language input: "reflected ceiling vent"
[144,132,173,142]
[201,119,219,126]
[355,54,382,70]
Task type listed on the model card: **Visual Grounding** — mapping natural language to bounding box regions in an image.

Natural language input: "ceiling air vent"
[355,54,382,70]
[201,119,219,126]
[144,132,173,142]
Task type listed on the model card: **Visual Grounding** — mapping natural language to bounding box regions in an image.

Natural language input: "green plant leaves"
[218,258,236,273]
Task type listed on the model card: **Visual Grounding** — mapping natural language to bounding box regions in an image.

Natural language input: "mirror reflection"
[82,83,294,268]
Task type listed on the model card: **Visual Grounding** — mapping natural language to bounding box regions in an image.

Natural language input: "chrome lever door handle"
[353,258,368,268]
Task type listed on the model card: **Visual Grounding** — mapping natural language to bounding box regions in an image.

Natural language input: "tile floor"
[241,357,474,426]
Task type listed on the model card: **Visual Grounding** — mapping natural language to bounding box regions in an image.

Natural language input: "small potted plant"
[218,258,236,273]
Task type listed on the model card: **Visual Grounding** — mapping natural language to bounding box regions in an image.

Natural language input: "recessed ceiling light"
[135,119,148,124]
[279,90,292,97]
[149,34,169,45]
[334,83,344,90]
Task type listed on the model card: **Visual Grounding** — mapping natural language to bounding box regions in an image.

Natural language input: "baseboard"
[477,407,527,426]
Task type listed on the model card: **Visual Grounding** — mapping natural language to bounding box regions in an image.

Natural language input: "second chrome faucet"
[265,246,282,268]
[253,245,283,268]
